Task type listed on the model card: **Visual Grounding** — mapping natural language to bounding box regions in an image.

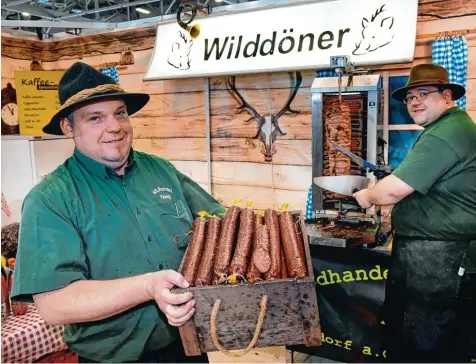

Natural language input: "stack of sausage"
[180,207,308,287]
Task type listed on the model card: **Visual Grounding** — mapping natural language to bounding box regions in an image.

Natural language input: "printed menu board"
[14,71,64,135]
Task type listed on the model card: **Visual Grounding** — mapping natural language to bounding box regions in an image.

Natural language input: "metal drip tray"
[306,213,379,247]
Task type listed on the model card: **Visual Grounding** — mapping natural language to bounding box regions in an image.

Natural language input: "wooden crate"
[175,213,321,356]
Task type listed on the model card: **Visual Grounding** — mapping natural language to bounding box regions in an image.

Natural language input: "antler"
[228,76,264,124]
[275,71,302,119]
[371,4,385,21]
[178,31,188,43]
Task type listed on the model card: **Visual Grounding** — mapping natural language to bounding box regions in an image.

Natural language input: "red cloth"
[1,193,11,217]
[1,304,67,363]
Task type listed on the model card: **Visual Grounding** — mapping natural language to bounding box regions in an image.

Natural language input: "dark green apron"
[382,237,476,363]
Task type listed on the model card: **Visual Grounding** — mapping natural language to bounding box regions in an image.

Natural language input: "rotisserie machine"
[308,56,387,247]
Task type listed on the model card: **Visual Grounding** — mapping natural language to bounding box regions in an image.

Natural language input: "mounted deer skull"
[228,72,302,162]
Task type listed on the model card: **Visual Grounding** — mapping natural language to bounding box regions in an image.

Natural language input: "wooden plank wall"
[2,0,476,211]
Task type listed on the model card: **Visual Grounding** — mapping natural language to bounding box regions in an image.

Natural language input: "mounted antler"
[271,71,302,137]
[227,72,302,162]
[228,76,265,124]
[276,71,303,119]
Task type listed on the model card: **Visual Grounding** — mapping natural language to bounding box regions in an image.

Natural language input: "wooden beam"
[1,27,156,61]
[417,0,476,22]
[131,93,207,138]
[388,124,424,131]
[211,138,312,165]
[132,137,312,165]
[212,184,308,210]
[165,160,312,191]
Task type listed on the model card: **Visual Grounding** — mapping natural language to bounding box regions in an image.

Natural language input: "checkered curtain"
[100,66,120,84]
[2,193,11,217]
[315,69,339,78]
[305,69,339,219]
[432,36,468,110]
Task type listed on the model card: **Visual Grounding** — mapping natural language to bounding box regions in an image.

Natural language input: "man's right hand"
[145,270,196,327]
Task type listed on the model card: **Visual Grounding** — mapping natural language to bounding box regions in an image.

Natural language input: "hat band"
[58,84,125,115]
[407,78,449,87]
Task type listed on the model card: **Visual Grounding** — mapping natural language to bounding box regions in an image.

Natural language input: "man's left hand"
[145,270,196,327]
[353,189,373,209]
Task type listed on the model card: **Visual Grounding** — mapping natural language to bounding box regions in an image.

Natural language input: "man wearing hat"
[354,64,476,362]
[11,62,225,362]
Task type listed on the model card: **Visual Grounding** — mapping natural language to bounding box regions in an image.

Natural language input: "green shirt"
[11,148,225,362]
[392,107,476,240]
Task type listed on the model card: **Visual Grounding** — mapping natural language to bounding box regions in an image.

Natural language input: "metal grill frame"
[310,74,383,214]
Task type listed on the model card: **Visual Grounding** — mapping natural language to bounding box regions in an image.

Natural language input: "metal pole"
[382,72,389,164]
[164,0,176,16]
[311,91,324,212]
[94,0,99,19]
[204,77,212,194]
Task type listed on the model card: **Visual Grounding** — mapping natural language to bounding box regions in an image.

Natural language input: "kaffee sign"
[145,0,418,80]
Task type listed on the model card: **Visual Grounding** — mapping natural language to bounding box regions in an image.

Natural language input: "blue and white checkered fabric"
[306,185,313,219]
[315,69,338,78]
[100,66,120,84]
[432,36,468,110]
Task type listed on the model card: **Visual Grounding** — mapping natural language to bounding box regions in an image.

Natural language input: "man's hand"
[145,270,195,327]
[353,189,373,209]
[353,175,414,208]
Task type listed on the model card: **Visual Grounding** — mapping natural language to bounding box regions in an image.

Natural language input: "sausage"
[228,209,255,284]
[246,214,264,284]
[180,217,208,286]
[253,224,271,273]
[294,220,306,264]
[195,216,222,286]
[212,206,241,284]
[279,211,307,278]
[264,208,281,280]
[280,245,289,279]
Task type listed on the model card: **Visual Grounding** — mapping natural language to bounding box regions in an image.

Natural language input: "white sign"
[145,0,418,80]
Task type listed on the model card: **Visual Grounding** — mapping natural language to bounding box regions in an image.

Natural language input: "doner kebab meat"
[324,100,351,176]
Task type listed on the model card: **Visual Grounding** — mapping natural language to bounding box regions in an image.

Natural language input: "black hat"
[392,64,466,102]
[43,62,150,135]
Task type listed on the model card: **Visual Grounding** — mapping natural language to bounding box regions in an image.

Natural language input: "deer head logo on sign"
[168,31,193,70]
[228,72,302,162]
[353,5,394,56]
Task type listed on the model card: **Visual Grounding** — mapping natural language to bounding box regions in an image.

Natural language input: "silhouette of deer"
[167,31,193,70]
[228,72,302,162]
[353,4,394,55]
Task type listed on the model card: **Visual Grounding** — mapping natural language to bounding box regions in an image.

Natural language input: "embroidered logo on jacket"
[153,186,173,200]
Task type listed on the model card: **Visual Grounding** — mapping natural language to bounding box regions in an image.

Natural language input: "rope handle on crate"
[210,295,268,357]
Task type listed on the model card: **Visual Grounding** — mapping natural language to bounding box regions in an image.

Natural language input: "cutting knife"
[329,141,377,169]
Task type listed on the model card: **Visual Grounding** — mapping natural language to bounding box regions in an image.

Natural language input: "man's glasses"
[403,90,440,104]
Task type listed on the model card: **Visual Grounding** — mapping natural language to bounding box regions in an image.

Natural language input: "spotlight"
[136,7,150,14]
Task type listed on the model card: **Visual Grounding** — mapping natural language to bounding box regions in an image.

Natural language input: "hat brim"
[392,82,466,102]
[42,92,150,135]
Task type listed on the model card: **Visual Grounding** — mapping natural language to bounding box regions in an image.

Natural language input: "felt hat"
[392,64,466,102]
[43,62,150,135]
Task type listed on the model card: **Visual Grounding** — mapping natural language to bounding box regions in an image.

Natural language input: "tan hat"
[392,64,466,102]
